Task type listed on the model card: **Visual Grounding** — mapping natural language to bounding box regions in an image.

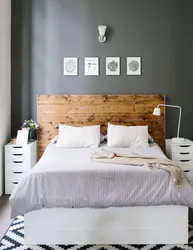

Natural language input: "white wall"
[0,0,11,196]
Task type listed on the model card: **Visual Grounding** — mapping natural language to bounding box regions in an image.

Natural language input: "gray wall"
[11,0,193,140]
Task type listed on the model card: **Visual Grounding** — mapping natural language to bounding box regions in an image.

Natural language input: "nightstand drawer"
[171,151,193,161]
[5,182,18,194]
[5,161,30,172]
[5,170,26,182]
[175,160,193,171]
[5,153,29,162]
[5,146,30,162]
[171,145,193,154]
[5,145,25,154]
[4,140,37,195]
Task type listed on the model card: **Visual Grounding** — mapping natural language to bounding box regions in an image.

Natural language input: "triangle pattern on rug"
[0,216,193,250]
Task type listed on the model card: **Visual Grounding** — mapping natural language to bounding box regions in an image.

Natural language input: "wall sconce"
[98,25,107,43]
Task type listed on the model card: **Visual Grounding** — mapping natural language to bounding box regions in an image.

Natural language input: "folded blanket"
[91,149,186,186]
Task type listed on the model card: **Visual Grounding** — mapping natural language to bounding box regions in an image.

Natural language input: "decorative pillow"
[107,123,149,148]
[148,134,154,143]
[56,124,100,148]
[50,135,58,144]
[100,133,105,143]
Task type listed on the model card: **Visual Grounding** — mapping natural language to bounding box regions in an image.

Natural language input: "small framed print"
[127,57,141,75]
[84,57,99,76]
[16,128,29,145]
[63,57,78,76]
[106,57,120,75]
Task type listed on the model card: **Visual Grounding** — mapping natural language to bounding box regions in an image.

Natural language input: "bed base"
[24,205,188,245]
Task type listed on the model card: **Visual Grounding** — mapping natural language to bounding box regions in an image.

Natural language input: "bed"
[10,95,192,244]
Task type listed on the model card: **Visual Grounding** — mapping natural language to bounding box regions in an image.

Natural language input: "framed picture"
[127,57,141,75]
[84,57,99,76]
[16,128,29,145]
[63,57,78,76]
[106,57,120,75]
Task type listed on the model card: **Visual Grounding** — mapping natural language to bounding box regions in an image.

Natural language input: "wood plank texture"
[38,95,165,158]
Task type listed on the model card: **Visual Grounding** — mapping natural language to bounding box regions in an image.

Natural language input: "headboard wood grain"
[38,95,165,158]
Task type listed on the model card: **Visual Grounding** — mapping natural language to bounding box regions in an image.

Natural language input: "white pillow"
[50,124,72,144]
[105,133,153,143]
[51,124,104,144]
[56,124,100,148]
[107,123,149,148]
[51,133,105,144]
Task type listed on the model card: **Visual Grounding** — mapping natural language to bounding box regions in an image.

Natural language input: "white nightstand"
[5,140,37,194]
[166,139,193,183]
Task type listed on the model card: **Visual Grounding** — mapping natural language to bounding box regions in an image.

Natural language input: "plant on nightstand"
[21,119,39,142]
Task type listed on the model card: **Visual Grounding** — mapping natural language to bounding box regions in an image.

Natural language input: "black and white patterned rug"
[0,216,193,250]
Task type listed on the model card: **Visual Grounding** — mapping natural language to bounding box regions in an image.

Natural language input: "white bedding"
[10,143,193,218]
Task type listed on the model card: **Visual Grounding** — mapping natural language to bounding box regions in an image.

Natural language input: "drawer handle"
[13,154,23,156]
[179,152,190,155]
[13,172,22,174]
[180,160,190,162]
[12,146,23,149]
[184,170,190,173]
[13,182,18,184]
[13,161,23,163]
[179,145,190,148]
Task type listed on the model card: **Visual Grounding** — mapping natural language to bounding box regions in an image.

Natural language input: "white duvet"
[10,143,193,218]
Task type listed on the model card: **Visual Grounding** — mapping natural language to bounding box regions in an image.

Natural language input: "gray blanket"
[10,144,193,218]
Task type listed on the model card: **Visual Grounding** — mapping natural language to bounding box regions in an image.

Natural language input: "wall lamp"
[153,104,184,143]
[98,25,107,43]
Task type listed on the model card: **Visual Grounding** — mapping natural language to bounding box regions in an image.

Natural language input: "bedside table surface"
[166,138,193,145]
[5,140,37,147]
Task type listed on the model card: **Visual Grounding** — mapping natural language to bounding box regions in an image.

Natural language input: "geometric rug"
[0,216,193,250]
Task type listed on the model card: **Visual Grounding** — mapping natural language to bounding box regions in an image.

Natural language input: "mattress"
[10,143,193,218]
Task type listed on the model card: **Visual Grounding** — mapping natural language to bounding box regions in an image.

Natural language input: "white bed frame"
[31,95,187,245]
[25,205,188,245]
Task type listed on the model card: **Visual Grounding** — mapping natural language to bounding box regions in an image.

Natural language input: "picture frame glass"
[84,57,99,76]
[106,57,120,75]
[16,129,29,145]
[127,57,141,75]
[63,58,78,76]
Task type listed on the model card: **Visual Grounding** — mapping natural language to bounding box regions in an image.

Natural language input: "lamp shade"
[153,107,161,116]
[98,25,107,36]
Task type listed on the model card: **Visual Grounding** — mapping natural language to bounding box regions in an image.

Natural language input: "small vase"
[28,130,37,142]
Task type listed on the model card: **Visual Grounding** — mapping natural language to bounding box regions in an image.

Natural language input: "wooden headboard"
[38,95,165,158]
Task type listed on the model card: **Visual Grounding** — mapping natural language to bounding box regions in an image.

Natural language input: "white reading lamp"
[153,104,184,143]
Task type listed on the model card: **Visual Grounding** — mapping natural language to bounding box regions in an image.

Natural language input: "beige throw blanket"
[91,149,185,185]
